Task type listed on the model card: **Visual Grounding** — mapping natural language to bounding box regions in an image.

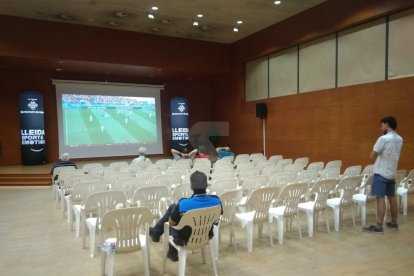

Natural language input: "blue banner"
[170,97,189,150]
[19,91,47,165]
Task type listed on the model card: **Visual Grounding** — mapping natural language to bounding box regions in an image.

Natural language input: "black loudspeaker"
[256,103,267,118]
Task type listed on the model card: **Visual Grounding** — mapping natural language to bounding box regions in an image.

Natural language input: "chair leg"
[246,221,254,252]
[351,204,356,227]
[209,240,219,276]
[360,203,366,226]
[305,210,313,237]
[333,206,340,231]
[277,216,284,245]
[402,193,408,215]
[213,224,219,259]
[297,211,302,240]
[100,251,106,276]
[325,209,330,233]
[107,251,115,276]
[141,245,150,276]
[269,218,274,247]
[88,224,96,257]
[178,249,187,276]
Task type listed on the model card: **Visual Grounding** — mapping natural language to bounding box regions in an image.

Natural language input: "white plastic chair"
[162,206,222,276]
[283,164,303,174]
[99,207,153,276]
[268,155,283,164]
[276,159,293,167]
[294,157,309,168]
[130,185,170,219]
[326,175,362,231]
[108,161,129,172]
[238,167,261,180]
[361,164,374,176]
[111,177,146,201]
[235,187,279,252]
[234,154,250,165]
[396,169,414,215]
[295,170,319,187]
[213,189,242,258]
[269,183,308,245]
[269,172,297,188]
[306,162,324,172]
[262,165,284,178]
[340,165,362,179]
[352,174,375,225]
[325,160,342,170]
[319,167,340,180]
[210,169,235,182]
[81,191,127,257]
[82,163,104,174]
[151,174,181,189]
[298,179,337,237]
[241,175,268,197]
[209,178,238,196]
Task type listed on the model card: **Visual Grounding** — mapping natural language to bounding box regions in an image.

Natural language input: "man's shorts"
[372,174,395,197]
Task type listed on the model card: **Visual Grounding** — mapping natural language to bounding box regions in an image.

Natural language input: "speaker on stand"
[256,103,267,156]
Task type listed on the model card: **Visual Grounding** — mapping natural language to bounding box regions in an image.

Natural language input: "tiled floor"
[0,187,413,276]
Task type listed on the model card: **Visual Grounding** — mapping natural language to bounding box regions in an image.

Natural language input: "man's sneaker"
[149,227,160,242]
[362,225,384,234]
[385,222,399,230]
[167,249,179,262]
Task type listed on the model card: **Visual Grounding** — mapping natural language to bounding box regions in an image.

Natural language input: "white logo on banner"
[178,104,185,112]
[28,100,38,110]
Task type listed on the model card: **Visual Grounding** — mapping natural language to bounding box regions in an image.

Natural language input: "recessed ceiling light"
[148,13,155,19]
[113,11,128,18]
[237,20,243,24]
[233,27,239,32]
[197,14,203,18]
[193,21,199,26]
[151,6,158,11]
[107,20,120,26]
[56,68,63,71]
[274,1,282,5]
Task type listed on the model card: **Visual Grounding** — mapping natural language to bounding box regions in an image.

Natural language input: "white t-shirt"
[373,131,403,180]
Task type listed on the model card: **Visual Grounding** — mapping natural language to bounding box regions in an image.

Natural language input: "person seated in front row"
[171,147,197,160]
[195,145,210,159]
[216,145,234,159]
[131,146,147,165]
[50,153,78,182]
[149,171,222,262]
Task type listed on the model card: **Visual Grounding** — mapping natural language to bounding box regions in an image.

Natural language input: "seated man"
[195,145,210,159]
[216,146,234,159]
[50,153,78,182]
[149,171,222,262]
[131,146,147,165]
[171,147,197,161]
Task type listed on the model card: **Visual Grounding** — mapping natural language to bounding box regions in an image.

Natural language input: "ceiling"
[0,0,326,44]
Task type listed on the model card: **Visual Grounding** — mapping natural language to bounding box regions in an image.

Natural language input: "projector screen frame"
[53,79,164,159]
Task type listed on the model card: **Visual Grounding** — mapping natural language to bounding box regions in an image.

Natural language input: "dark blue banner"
[170,97,189,150]
[19,91,47,165]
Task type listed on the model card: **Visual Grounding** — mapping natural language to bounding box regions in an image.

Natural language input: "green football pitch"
[63,108,157,145]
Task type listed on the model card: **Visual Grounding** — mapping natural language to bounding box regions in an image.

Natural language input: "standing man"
[363,116,403,233]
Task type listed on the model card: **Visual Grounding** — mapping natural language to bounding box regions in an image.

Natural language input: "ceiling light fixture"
[151,6,158,11]
[274,1,282,5]
[237,20,243,24]
[148,13,155,19]
[193,20,199,26]
[197,14,203,18]
[233,27,239,32]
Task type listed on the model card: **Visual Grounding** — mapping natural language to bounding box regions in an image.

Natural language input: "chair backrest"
[151,174,181,188]
[100,207,153,253]
[319,167,340,180]
[108,161,129,172]
[221,155,235,163]
[156,158,173,168]
[269,172,297,188]
[295,170,319,186]
[262,165,284,177]
[276,159,293,167]
[171,206,222,250]
[251,155,266,165]
[53,166,78,179]
[234,154,250,165]
[61,174,99,195]
[209,178,238,196]
[235,162,255,172]
[241,175,268,197]
[361,174,376,201]
[238,167,261,179]
[84,191,127,225]
[361,164,374,175]
[211,169,235,182]
[401,169,414,191]
[283,164,303,174]
[325,160,342,169]
[268,155,283,164]
[193,159,212,169]
[278,183,308,217]
[306,161,324,172]
[395,169,406,185]
[342,165,362,178]
[294,157,309,168]
[219,189,242,227]
[113,177,147,201]
[246,187,279,223]
[172,184,193,203]
[132,185,169,217]
[335,175,363,206]
[71,181,107,204]
[256,160,272,169]
[309,179,338,211]
[249,153,264,161]
[82,163,104,174]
